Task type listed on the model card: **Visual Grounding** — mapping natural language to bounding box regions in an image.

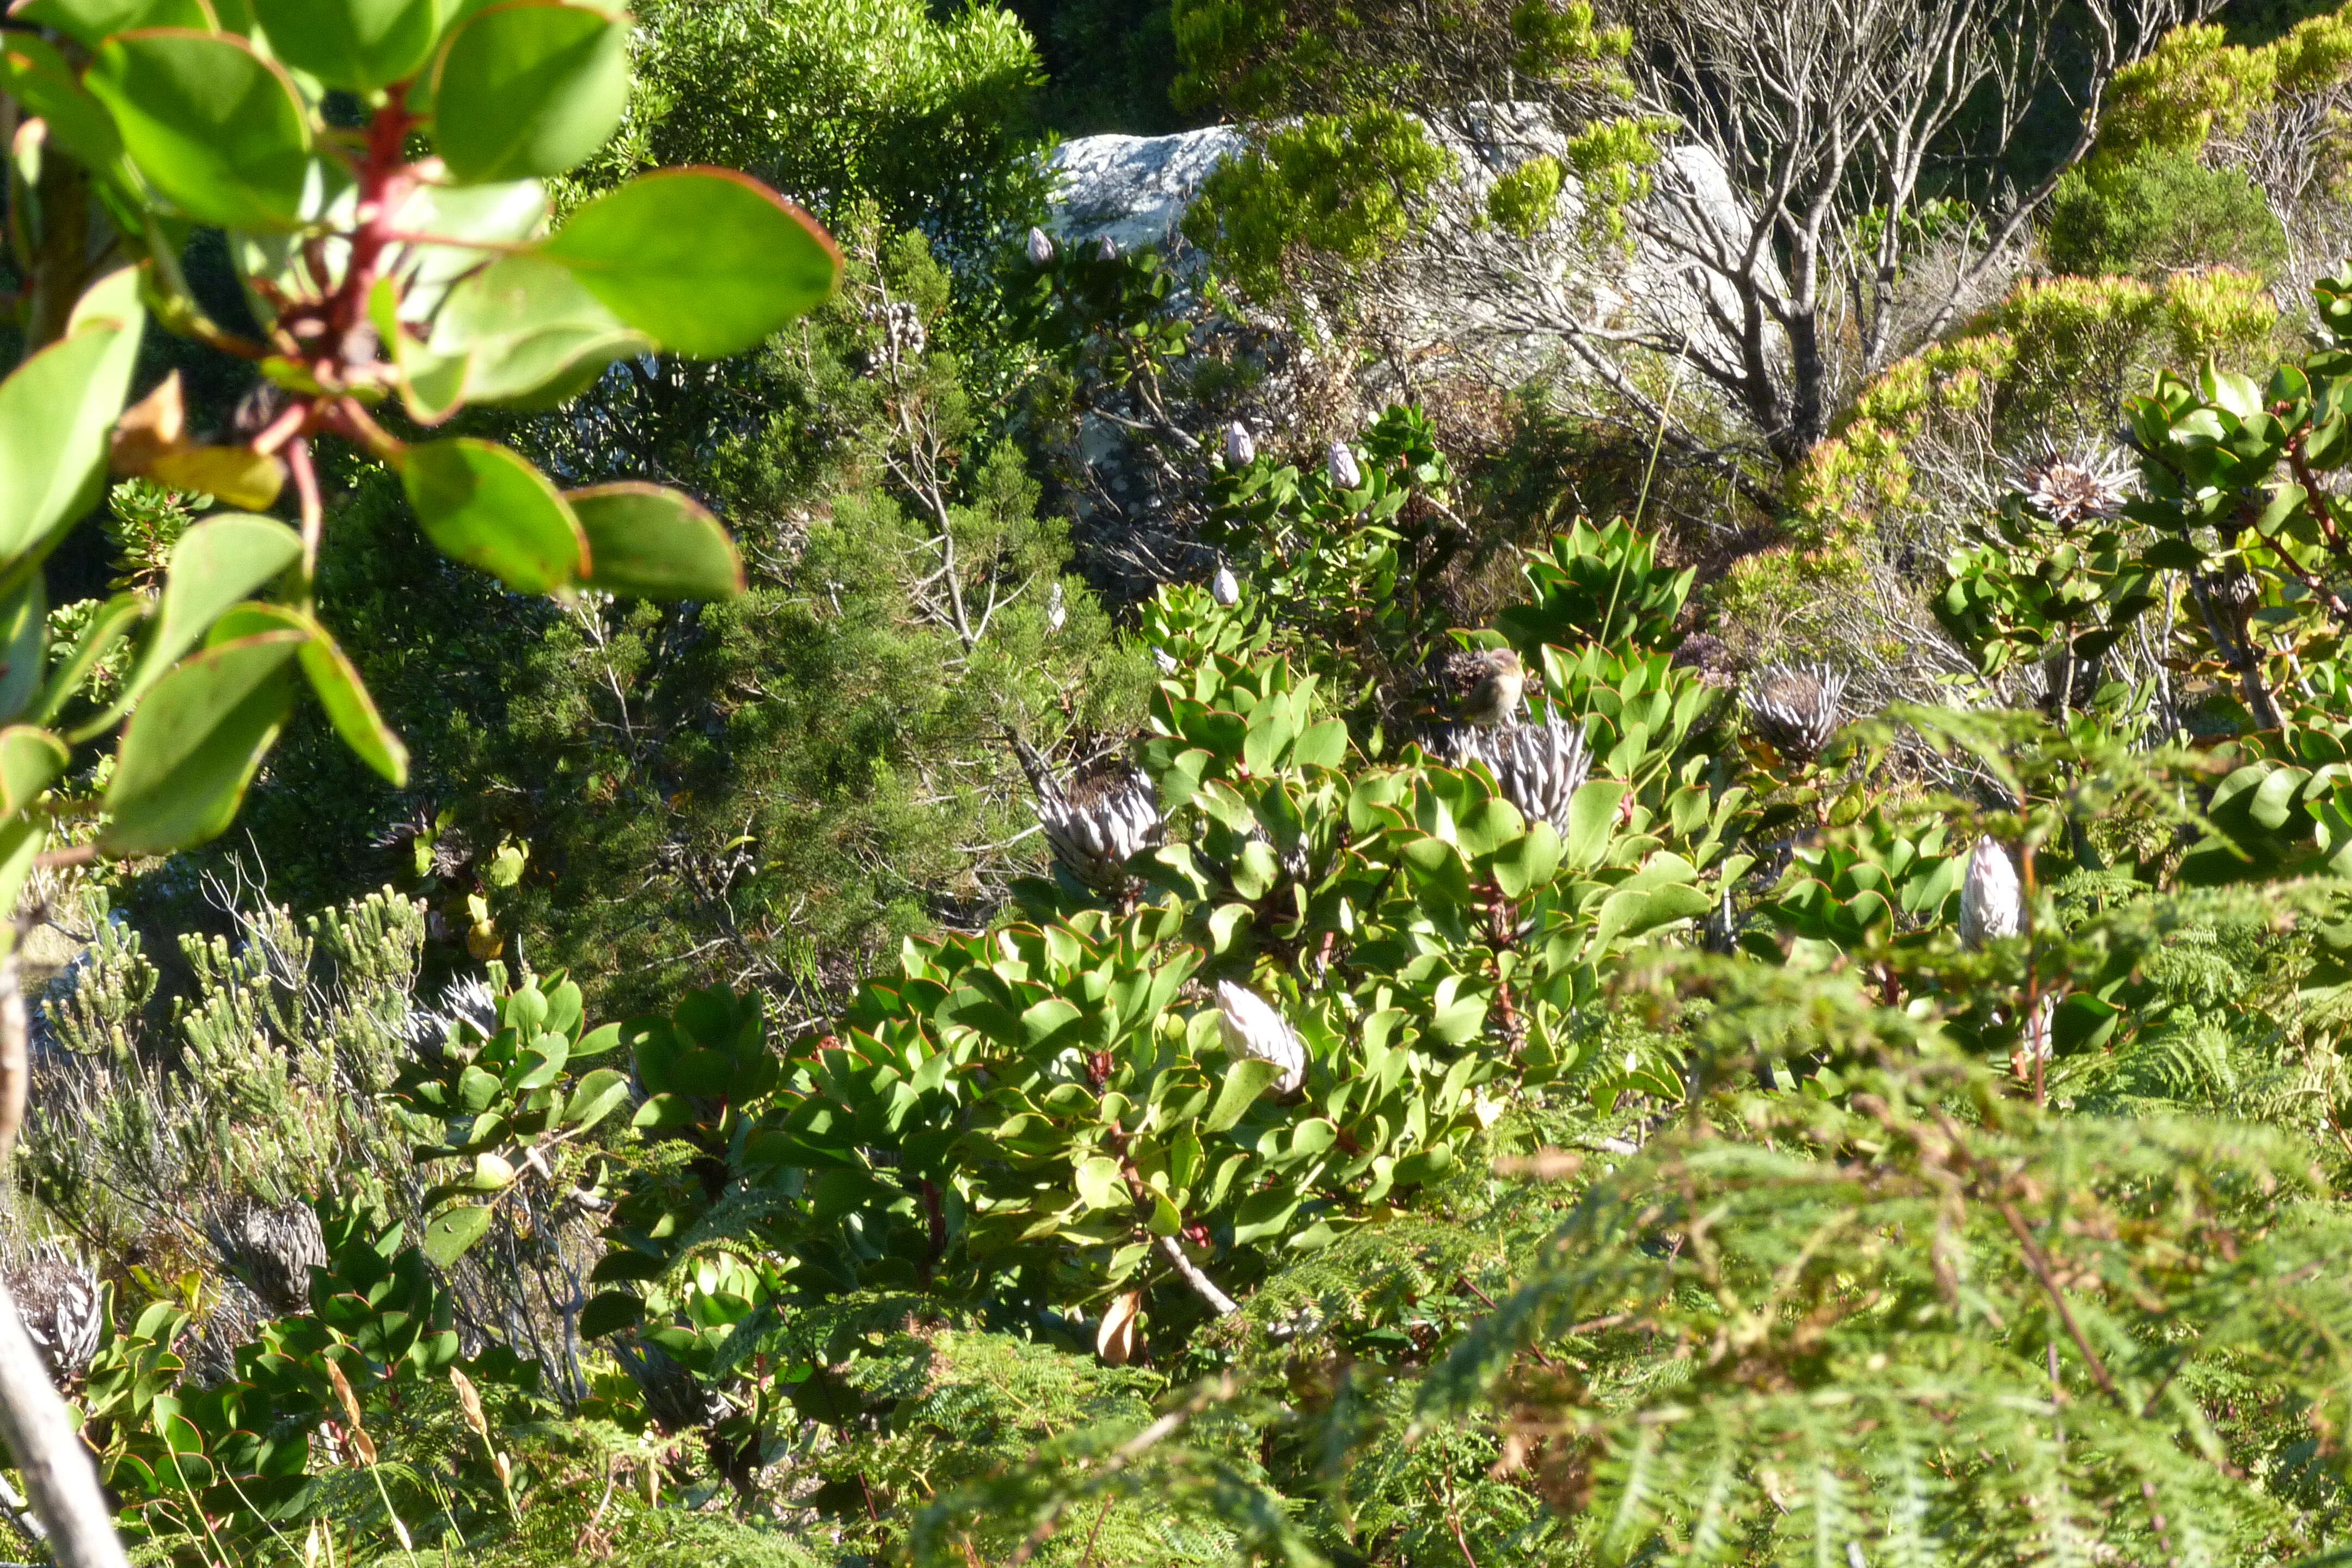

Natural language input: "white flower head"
[1447,715,1591,832]
[1045,579,1067,633]
[1026,226,1055,267]
[1742,663,1847,764]
[2010,442,2134,526]
[1224,421,1256,468]
[1215,980,1307,1094]
[1210,564,1240,606]
[1327,440,1363,490]
[1037,766,1163,895]
[1958,836,2023,950]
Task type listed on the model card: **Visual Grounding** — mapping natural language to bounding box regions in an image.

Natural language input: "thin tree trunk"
[0,1283,127,1568]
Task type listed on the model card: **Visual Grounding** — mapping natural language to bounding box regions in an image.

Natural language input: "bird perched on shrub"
[1441,647,1526,727]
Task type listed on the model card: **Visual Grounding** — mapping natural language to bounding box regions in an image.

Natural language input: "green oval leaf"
[120,513,303,711]
[568,483,745,600]
[422,1204,497,1266]
[431,0,629,182]
[0,268,145,565]
[0,726,67,818]
[2,34,127,179]
[422,252,647,412]
[541,167,843,358]
[0,578,45,729]
[101,631,302,855]
[87,30,314,229]
[401,438,588,593]
[252,0,440,91]
[7,0,210,46]
[577,1289,642,1338]
[564,1067,630,1132]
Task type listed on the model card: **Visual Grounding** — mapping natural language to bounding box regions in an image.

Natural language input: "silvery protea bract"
[7,1241,100,1383]
[1098,236,1118,260]
[1026,226,1055,267]
[1327,440,1362,489]
[1224,421,1255,467]
[1211,564,1240,605]
[1958,836,2023,950]
[1215,980,1307,1093]
[1038,766,1163,895]
[1743,663,1847,763]
[1447,715,1591,832]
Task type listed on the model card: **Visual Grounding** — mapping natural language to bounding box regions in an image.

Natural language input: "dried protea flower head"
[1442,646,1526,727]
[2008,442,2134,526]
[211,1200,328,1316]
[1447,714,1591,831]
[1037,761,1163,895]
[6,1240,100,1384]
[1026,226,1055,267]
[1327,439,1363,490]
[1742,662,1846,763]
[1214,980,1307,1093]
[1224,421,1256,468]
[1958,836,2023,950]
[1210,564,1240,606]
[1670,630,1738,688]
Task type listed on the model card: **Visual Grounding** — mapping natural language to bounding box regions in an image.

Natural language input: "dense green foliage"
[25,1,2352,1566]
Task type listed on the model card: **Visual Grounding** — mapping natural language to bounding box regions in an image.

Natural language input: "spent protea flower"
[1447,715,1591,832]
[211,1199,329,1315]
[1210,564,1240,606]
[7,1241,100,1383]
[1037,764,1163,895]
[1215,980,1307,1093]
[1743,663,1846,763]
[1327,440,1363,490]
[2009,443,2133,526]
[1026,226,1055,267]
[1958,837,2023,950]
[1224,421,1255,468]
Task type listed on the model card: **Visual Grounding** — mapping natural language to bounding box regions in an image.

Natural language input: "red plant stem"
[289,436,324,608]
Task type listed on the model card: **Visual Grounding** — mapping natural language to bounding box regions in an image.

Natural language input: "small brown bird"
[1446,647,1526,727]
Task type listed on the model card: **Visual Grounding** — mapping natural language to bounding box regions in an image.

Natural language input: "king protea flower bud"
[1211,565,1240,606]
[1214,980,1307,1093]
[1098,236,1118,261]
[1327,440,1362,489]
[1958,837,2023,950]
[1037,765,1163,895]
[1224,421,1255,467]
[1027,226,1055,267]
[1446,714,1591,832]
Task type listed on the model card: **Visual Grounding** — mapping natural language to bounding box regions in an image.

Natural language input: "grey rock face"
[1045,128,1246,256]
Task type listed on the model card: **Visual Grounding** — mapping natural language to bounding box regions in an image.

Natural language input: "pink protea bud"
[1327,440,1362,489]
[1958,837,2023,950]
[1211,565,1239,606]
[1215,980,1307,1093]
[1027,227,1055,267]
[1224,421,1255,467]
